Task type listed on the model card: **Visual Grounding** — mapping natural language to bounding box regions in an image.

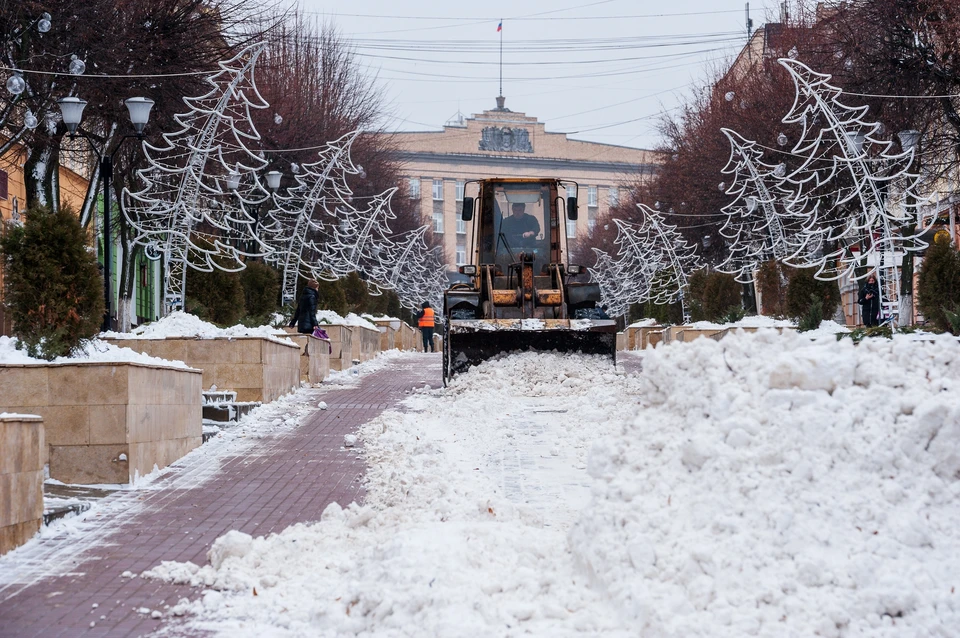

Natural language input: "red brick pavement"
[0,353,440,638]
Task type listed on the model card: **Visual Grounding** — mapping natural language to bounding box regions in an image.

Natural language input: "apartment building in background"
[388,97,659,271]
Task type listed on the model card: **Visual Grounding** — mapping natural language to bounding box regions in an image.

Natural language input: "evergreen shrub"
[917,234,960,333]
[0,205,105,359]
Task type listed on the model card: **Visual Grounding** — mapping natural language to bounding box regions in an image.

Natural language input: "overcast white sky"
[293,0,784,150]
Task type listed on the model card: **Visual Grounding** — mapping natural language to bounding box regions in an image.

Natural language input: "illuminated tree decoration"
[124,42,271,314]
[590,205,702,320]
[776,58,924,316]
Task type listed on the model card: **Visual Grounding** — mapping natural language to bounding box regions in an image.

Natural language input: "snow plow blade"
[443,319,617,381]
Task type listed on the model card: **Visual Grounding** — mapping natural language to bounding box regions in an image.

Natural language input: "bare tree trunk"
[23,142,57,209]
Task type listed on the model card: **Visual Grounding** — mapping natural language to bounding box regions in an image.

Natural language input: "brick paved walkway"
[0,353,439,638]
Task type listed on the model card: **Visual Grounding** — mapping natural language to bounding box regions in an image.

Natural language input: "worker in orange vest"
[416,301,436,352]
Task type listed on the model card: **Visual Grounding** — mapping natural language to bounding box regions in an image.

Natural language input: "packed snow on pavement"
[145,331,960,637]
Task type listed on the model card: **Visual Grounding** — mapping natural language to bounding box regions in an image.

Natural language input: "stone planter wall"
[616,332,628,351]
[379,326,396,352]
[398,324,418,351]
[351,325,381,363]
[282,330,331,384]
[0,413,44,555]
[103,336,300,403]
[675,328,727,343]
[0,362,202,484]
[321,325,354,371]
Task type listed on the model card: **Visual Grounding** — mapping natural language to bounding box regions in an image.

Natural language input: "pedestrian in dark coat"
[290,280,320,334]
[858,273,881,327]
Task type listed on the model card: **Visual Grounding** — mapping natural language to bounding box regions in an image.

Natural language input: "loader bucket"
[442,319,617,383]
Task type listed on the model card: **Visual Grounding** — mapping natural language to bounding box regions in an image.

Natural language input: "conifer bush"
[786,267,840,321]
[917,234,960,333]
[0,205,105,359]
[756,259,791,317]
[700,272,741,322]
[185,268,245,326]
[239,261,280,319]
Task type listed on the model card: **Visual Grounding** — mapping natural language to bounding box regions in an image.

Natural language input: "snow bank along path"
[146,332,960,637]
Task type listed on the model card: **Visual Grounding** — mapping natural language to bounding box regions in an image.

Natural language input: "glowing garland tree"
[124,42,271,314]
[259,130,365,304]
[716,127,821,283]
[776,58,923,317]
[590,206,702,320]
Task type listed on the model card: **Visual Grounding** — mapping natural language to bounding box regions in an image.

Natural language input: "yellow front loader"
[442,178,617,383]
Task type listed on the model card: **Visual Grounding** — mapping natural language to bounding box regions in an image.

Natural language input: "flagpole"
[499,18,503,98]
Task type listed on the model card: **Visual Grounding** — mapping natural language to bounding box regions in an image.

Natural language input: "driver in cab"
[501,202,540,248]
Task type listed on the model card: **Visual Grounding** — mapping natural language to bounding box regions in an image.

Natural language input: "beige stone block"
[41,405,90,447]
[88,404,127,445]
[212,363,262,392]
[49,444,128,484]
[0,519,41,557]
[50,365,128,406]
[0,470,43,528]
[0,472,11,528]
[233,388,262,403]
[0,366,50,408]
[0,419,43,474]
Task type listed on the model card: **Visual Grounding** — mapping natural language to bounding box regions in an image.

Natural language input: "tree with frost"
[776,58,923,315]
[124,42,272,315]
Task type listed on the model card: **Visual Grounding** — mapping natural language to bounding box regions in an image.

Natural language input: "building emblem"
[478,127,533,153]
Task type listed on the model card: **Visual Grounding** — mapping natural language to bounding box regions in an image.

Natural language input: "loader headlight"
[459,265,478,276]
[567,264,583,275]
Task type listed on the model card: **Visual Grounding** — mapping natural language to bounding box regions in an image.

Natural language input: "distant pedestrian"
[858,273,880,327]
[289,280,320,334]
[417,301,436,352]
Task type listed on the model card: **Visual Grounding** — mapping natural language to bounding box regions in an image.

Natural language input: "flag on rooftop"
[497,21,502,32]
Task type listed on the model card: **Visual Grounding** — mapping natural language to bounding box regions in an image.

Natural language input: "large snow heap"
[144,331,960,636]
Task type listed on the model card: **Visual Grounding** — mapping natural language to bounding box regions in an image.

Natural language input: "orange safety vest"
[418,307,435,328]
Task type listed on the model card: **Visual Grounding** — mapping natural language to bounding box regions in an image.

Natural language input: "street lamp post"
[58,95,154,331]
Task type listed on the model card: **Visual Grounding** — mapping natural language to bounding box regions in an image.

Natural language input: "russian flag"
[497,20,502,32]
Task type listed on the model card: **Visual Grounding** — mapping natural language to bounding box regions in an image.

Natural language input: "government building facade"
[388,97,659,270]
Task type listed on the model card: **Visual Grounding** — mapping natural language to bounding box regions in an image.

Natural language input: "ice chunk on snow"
[343,434,357,447]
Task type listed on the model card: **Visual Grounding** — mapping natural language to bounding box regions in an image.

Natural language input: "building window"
[588,186,598,208]
[608,187,619,208]
[588,208,597,233]
[408,178,420,199]
[433,211,444,233]
[455,180,465,202]
[566,219,577,239]
[457,210,466,234]
[0,169,7,200]
[566,184,576,199]
[432,179,444,200]
[456,242,466,265]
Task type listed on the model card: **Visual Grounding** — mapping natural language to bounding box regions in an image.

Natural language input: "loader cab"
[468,180,568,276]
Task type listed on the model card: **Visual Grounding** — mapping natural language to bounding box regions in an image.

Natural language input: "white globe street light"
[57,94,154,331]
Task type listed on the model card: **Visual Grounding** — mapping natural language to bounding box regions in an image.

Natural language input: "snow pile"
[103,311,291,343]
[317,310,378,330]
[688,315,796,330]
[0,335,191,368]
[627,318,659,328]
[143,334,960,636]
[570,330,960,636]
